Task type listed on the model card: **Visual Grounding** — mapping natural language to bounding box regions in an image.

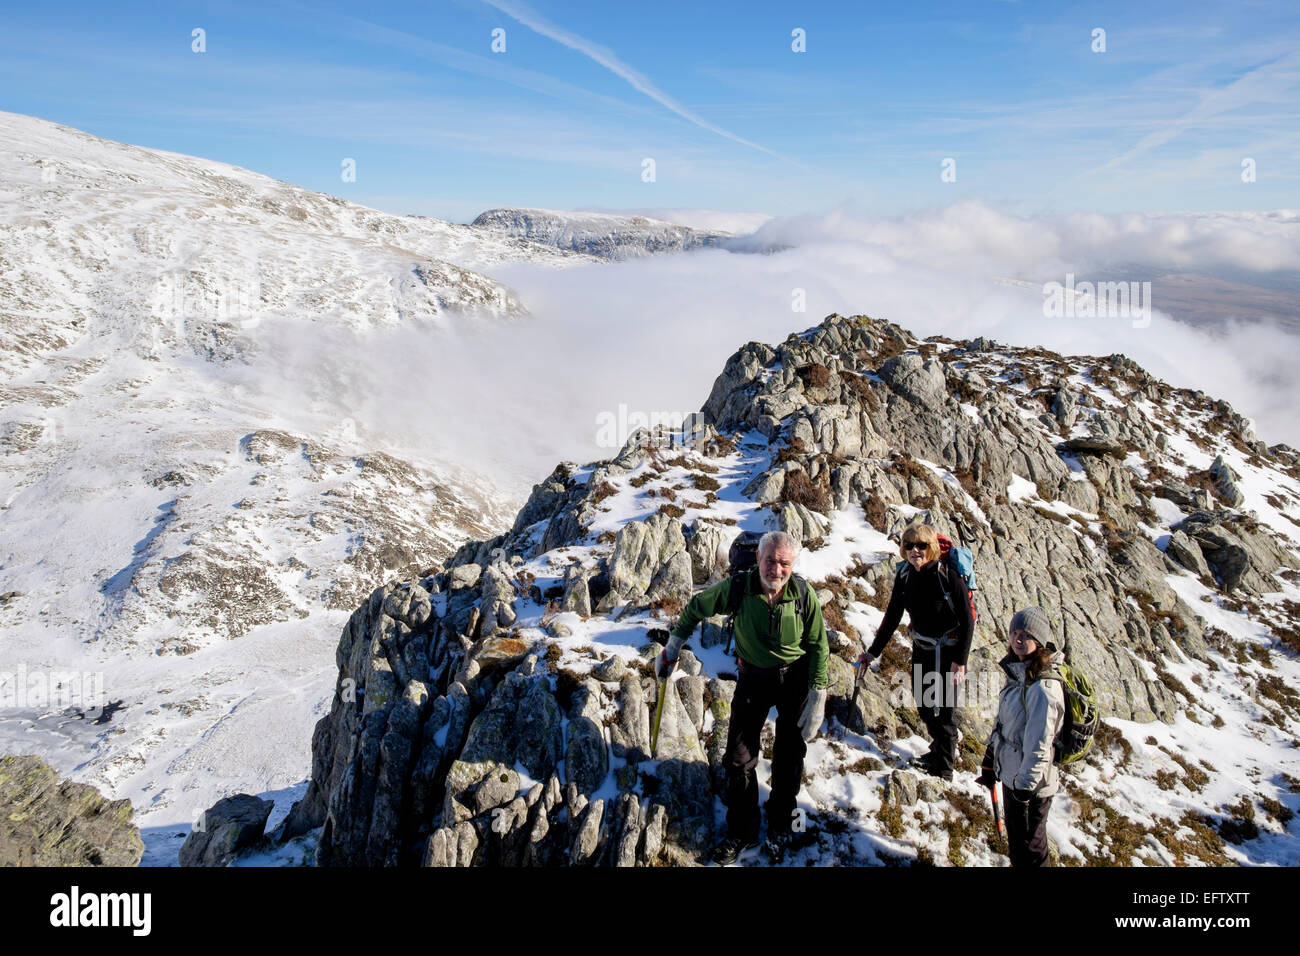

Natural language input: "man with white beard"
[657,530,829,865]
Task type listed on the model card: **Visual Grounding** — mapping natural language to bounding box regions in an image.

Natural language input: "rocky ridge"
[284,313,1300,866]
[470,208,731,261]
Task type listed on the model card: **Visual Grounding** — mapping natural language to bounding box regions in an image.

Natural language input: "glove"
[656,635,684,680]
[976,745,997,789]
[854,652,875,672]
[797,688,828,743]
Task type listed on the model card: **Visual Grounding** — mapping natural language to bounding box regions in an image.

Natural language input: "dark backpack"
[894,532,978,626]
[721,531,810,654]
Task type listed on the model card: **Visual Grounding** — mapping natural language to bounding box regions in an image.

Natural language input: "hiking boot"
[909,752,954,781]
[711,834,758,866]
[764,829,793,864]
[916,758,954,781]
[908,752,936,772]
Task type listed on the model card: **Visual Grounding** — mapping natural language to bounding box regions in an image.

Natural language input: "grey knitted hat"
[1009,606,1054,649]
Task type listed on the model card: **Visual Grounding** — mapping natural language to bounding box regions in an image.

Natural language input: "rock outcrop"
[0,755,144,866]
[285,313,1300,866]
[179,793,274,866]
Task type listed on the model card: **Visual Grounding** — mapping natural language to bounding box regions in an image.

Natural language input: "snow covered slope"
[0,111,601,860]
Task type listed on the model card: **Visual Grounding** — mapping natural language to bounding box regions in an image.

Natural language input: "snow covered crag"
[286,313,1300,867]
[469,208,731,261]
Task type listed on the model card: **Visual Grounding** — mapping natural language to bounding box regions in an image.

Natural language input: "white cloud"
[209,200,1300,506]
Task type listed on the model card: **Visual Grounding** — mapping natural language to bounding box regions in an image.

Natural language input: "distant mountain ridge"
[470,207,732,261]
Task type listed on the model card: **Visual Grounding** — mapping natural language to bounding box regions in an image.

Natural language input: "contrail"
[480,0,793,163]
[1086,49,1300,177]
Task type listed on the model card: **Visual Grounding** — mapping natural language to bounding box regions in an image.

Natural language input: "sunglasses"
[903,542,928,552]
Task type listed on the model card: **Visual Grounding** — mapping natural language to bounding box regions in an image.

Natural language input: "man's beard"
[759,570,788,592]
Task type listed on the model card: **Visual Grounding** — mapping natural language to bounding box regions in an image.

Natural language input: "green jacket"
[671,569,829,689]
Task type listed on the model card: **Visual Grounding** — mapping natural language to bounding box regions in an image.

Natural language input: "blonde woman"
[856,524,973,780]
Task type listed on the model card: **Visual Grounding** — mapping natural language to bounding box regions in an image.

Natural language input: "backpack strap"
[935,560,957,618]
[791,573,810,622]
[724,571,748,618]
[721,571,747,656]
[1019,671,1068,710]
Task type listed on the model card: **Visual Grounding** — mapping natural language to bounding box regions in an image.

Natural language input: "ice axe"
[649,631,678,756]
[852,653,876,702]
[650,654,675,756]
[651,670,669,755]
[977,743,1003,842]
[981,747,1003,839]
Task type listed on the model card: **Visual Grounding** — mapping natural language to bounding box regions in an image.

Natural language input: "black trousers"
[1004,791,1053,867]
[911,643,959,774]
[723,655,810,840]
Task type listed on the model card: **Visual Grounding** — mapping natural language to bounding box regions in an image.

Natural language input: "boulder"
[603,513,688,607]
[180,793,274,866]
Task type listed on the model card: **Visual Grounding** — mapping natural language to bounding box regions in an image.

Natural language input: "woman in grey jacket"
[980,606,1066,867]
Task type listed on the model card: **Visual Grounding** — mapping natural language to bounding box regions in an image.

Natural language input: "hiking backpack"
[894,532,978,626]
[1023,662,1101,765]
[721,530,810,654]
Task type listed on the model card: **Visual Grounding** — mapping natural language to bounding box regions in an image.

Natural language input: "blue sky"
[3,0,1297,222]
